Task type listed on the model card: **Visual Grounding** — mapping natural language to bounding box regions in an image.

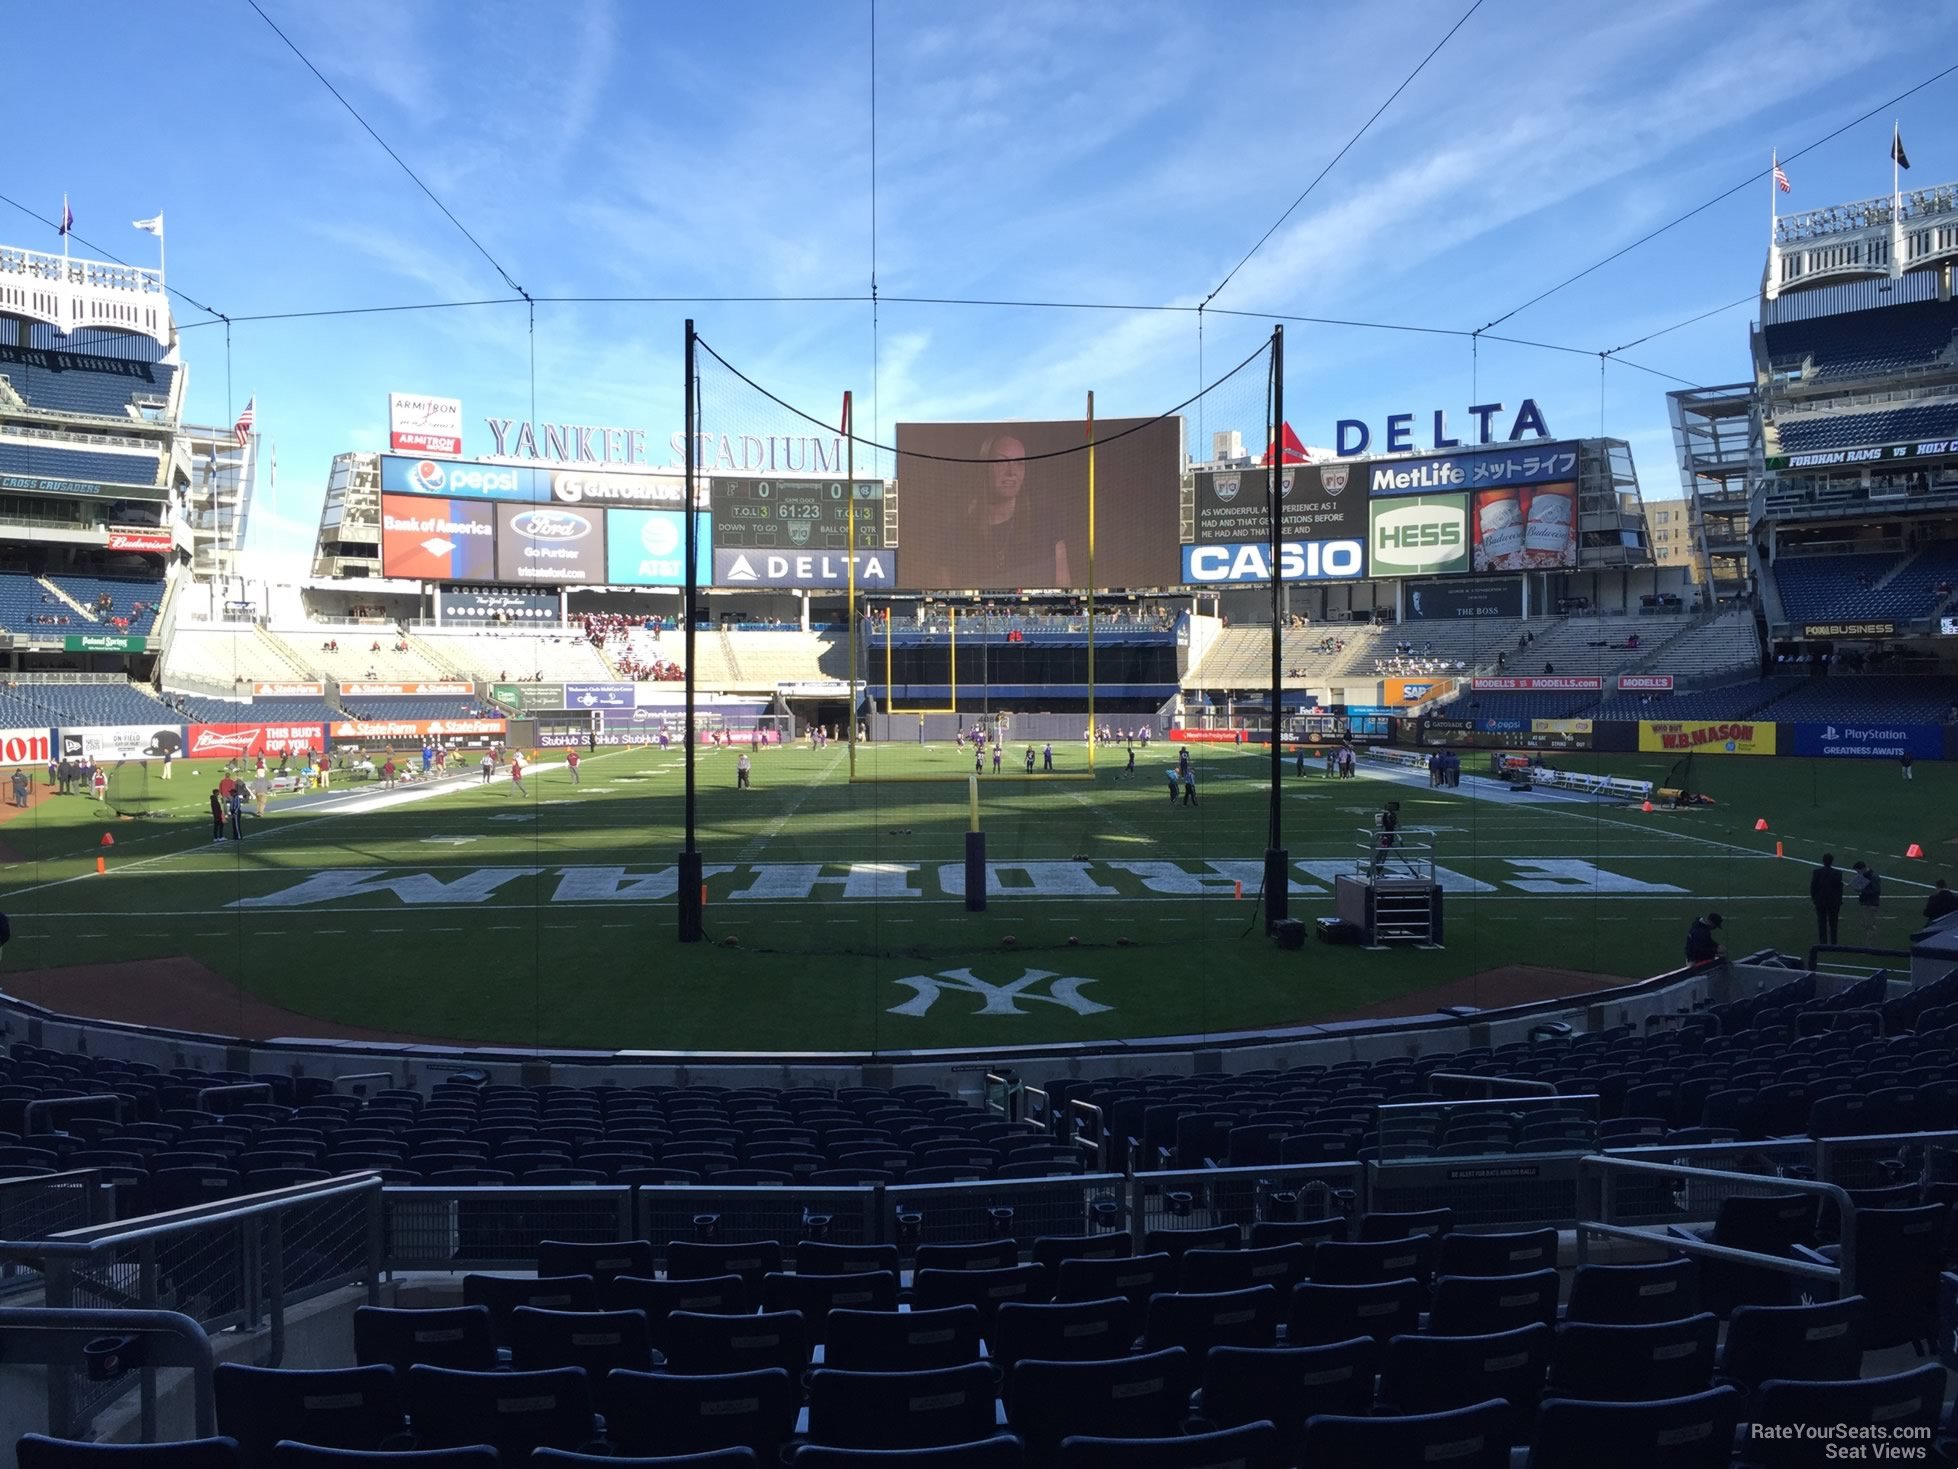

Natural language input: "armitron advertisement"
[186,723,327,759]
[329,719,507,740]
[388,393,464,455]
[1639,720,1778,756]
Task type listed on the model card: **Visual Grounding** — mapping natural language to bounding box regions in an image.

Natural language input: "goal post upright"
[845,389,857,781]
[1086,389,1096,770]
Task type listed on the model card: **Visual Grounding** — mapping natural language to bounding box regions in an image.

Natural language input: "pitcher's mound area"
[1329,964,1631,1021]
[1,957,445,1044]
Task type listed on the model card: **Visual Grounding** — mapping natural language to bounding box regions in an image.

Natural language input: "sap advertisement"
[605,508,712,587]
[1180,539,1365,584]
[1790,722,1943,759]
[379,495,497,581]
[494,503,607,585]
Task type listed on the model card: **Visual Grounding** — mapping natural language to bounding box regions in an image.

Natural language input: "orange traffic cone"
[99,831,114,847]
[1907,842,1925,859]
[95,856,105,875]
[1640,800,1653,813]
[1775,841,1784,858]
[1233,880,1243,900]
[1754,818,1769,831]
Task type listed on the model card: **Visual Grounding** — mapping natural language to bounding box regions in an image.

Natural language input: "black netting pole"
[678,318,704,942]
[1264,324,1289,933]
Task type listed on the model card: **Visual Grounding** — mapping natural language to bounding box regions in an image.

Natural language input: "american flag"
[232,396,255,447]
[1773,162,1790,193]
[59,198,73,236]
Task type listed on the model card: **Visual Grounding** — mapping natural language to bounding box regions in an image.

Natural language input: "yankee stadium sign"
[483,417,846,473]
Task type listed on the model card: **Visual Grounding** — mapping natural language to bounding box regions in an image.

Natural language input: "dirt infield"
[1325,963,1634,1022]
[0,957,452,1044]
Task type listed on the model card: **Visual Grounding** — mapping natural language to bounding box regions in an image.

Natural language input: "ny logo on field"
[888,967,1112,1018]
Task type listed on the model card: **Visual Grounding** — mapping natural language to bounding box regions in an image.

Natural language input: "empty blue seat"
[1749,1366,1946,1469]
[1177,1244,1306,1295]
[1287,1278,1424,1345]
[1427,1269,1560,1335]
[913,1264,1048,1331]
[508,1305,653,1376]
[1549,1314,1719,1402]
[459,1274,598,1339]
[272,1447,496,1469]
[1529,1386,1741,1469]
[352,1306,497,1375]
[758,1270,897,1340]
[805,1363,1000,1450]
[1563,1260,1698,1324]
[667,1240,784,1295]
[18,1440,241,1469]
[1436,1228,1557,1277]
[787,1439,1024,1469]
[1718,1296,1864,1390]
[1143,1285,1280,1356]
[1380,1323,1551,1444]
[601,1367,797,1462]
[663,1309,807,1377]
[1194,1339,1376,1462]
[607,1273,748,1351]
[214,1364,402,1466]
[992,1296,1132,1376]
[403,1365,596,1459]
[1007,1348,1191,1469]
[1298,1399,1510,1469]
[1056,1420,1279,1469]
[823,1305,984,1373]
[535,1238,654,1284]
[1310,1235,1435,1287]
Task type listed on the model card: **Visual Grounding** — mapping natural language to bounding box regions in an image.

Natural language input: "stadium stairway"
[719,627,745,683]
[35,577,98,623]
[399,630,471,683]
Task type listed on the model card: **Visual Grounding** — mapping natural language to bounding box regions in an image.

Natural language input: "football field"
[0,740,1946,1053]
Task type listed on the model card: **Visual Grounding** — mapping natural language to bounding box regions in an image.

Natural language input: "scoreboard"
[709,478,886,551]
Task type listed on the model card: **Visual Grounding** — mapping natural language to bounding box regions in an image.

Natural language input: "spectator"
[1925,879,1958,923]
[1810,853,1843,944]
[1684,911,1723,965]
[1851,861,1883,939]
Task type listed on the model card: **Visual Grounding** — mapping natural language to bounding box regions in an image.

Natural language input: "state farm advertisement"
[388,392,463,455]
[329,719,506,740]
[107,529,172,553]
[340,681,472,697]
[187,723,327,759]
[252,681,324,697]
[0,727,51,763]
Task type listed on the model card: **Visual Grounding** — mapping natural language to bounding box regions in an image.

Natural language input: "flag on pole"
[131,214,163,236]
[1892,127,1911,171]
[233,396,256,447]
[1773,161,1790,193]
[59,197,73,236]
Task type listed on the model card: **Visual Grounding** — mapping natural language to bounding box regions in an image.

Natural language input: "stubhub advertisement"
[1791,722,1943,759]
[1180,539,1366,584]
[605,508,712,587]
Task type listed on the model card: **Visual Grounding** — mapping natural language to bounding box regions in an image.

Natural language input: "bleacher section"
[1881,539,1958,616]
[1771,552,1904,623]
[45,572,162,632]
[0,442,160,486]
[1590,677,1797,722]
[413,628,614,682]
[292,633,457,684]
[0,681,176,725]
[0,355,176,418]
[0,572,77,634]
[713,630,837,687]
[162,626,318,686]
[174,696,343,724]
[1775,399,1958,455]
[340,697,490,720]
[1762,298,1958,380]
[1632,609,1761,681]
[1757,674,1958,724]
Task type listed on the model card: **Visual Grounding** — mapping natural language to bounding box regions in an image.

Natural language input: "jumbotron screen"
[894,416,1181,590]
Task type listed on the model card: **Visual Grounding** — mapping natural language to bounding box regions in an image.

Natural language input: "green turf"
[0,741,1945,1051]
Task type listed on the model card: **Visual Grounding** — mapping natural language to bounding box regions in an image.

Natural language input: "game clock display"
[709,478,884,551]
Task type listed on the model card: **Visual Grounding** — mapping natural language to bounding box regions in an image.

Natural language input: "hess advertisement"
[894,416,1180,590]
[1368,495,1470,577]
[494,503,606,585]
[380,495,496,580]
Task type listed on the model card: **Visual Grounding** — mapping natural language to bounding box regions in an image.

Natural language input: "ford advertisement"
[494,503,607,584]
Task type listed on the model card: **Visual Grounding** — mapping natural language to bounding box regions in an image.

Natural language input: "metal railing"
[1577,1154,1855,1293]
[0,1306,216,1442]
[1425,1073,1558,1099]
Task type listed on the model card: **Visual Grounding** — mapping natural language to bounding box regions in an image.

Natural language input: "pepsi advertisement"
[380,455,539,501]
[494,503,607,584]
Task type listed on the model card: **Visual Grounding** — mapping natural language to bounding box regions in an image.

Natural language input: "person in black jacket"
[1684,911,1723,965]
[1810,852,1844,943]
[1925,879,1958,923]
[209,787,225,842]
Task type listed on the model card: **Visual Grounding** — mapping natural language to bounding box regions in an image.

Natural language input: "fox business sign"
[1368,494,1470,577]
[1181,539,1365,584]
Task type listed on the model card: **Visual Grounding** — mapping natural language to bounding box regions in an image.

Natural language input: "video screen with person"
[894,415,1181,590]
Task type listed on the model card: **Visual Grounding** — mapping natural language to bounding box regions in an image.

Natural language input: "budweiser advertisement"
[339,681,473,697]
[329,718,507,739]
[1469,676,1604,692]
[1618,674,1674,691]
[251,681,325,697]
[106,529,172,553]
[0,727,51,764]
[187,723,327,759]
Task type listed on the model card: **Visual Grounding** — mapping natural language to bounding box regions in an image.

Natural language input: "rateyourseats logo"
[887,967,1112,1018]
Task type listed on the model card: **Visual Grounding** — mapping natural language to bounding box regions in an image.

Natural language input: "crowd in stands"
[616,650,683,682]
[581,612,663,647]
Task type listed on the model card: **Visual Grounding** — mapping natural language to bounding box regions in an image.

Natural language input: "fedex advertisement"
[186,723,327,759]
[380,495,497,581]
[379,455,537,502]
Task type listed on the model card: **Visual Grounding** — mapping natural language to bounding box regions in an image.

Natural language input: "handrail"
[5,1172,382,1254]
[0,1306,217,1440]
[22,1095,123,1135]
[1424,1073,1559,1099]
[196,1081,272,1112]
[332,1072,395,1097]
[1805,943,1911,971]
[1067,1100,1106,1172]
[1576,1154,1857,1294]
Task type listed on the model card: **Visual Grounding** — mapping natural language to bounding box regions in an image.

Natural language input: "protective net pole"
[677,319,704,943]
[844,390,858,780]
[1085,390,1096,769]
[1263,324,1289,933]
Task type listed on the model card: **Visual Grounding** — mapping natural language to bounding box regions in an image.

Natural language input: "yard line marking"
[736,747,846,861]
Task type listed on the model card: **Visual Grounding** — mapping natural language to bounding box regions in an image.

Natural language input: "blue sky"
[7,0,1955,566]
